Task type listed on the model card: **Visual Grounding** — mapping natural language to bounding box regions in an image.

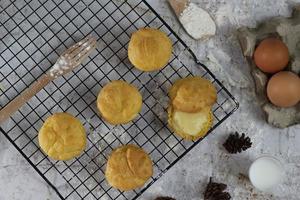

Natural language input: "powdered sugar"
[48,36,96,78]
[49,56,70,78]
[179,3,216,40]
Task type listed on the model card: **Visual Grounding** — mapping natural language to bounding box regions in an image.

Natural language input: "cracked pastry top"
[105,144,153,191]
[169,76,217,113]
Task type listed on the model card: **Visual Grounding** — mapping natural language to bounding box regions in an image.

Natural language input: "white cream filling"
[172,109,209,136]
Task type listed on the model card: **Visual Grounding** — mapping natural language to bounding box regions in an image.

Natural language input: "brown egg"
[267,71,300,107]
[254,38,289,73]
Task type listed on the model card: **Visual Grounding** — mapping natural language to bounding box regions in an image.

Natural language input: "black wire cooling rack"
[0,0,239,199]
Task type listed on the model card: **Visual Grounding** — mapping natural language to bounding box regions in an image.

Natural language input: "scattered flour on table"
[179,3,216,40]
[206,50,250,89]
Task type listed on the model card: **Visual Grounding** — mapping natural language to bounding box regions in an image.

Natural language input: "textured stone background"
[0,0,300,200]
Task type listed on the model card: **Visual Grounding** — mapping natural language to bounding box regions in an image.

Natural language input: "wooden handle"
[0,74,52,125]
[168,0,188,17]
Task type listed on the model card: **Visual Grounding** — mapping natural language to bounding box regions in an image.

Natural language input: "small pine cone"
[209,182,227,192]
[155,197,176,200]
[211,192,231,200]
[204,178,229,200]
[223,132,252,154]
[204,182,226,198]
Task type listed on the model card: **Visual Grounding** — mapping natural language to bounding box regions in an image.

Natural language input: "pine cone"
[223,132,252,154]
[211,192,231,200]
[204,177,231,200]
[155,197,176,200]
[204,178,226,199]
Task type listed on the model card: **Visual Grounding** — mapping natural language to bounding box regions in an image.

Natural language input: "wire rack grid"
[0,0,238,199]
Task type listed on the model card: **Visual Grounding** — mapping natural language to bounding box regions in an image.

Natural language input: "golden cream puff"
[168,76,217,140]
[105,144,153,191]
[128,28,172,72]
[97,80,142,125]
[38,113,87,161]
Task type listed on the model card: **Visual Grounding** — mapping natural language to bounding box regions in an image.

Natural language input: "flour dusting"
[179,3,216,40]
[48,36,96,78]
[49,56,70,77]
